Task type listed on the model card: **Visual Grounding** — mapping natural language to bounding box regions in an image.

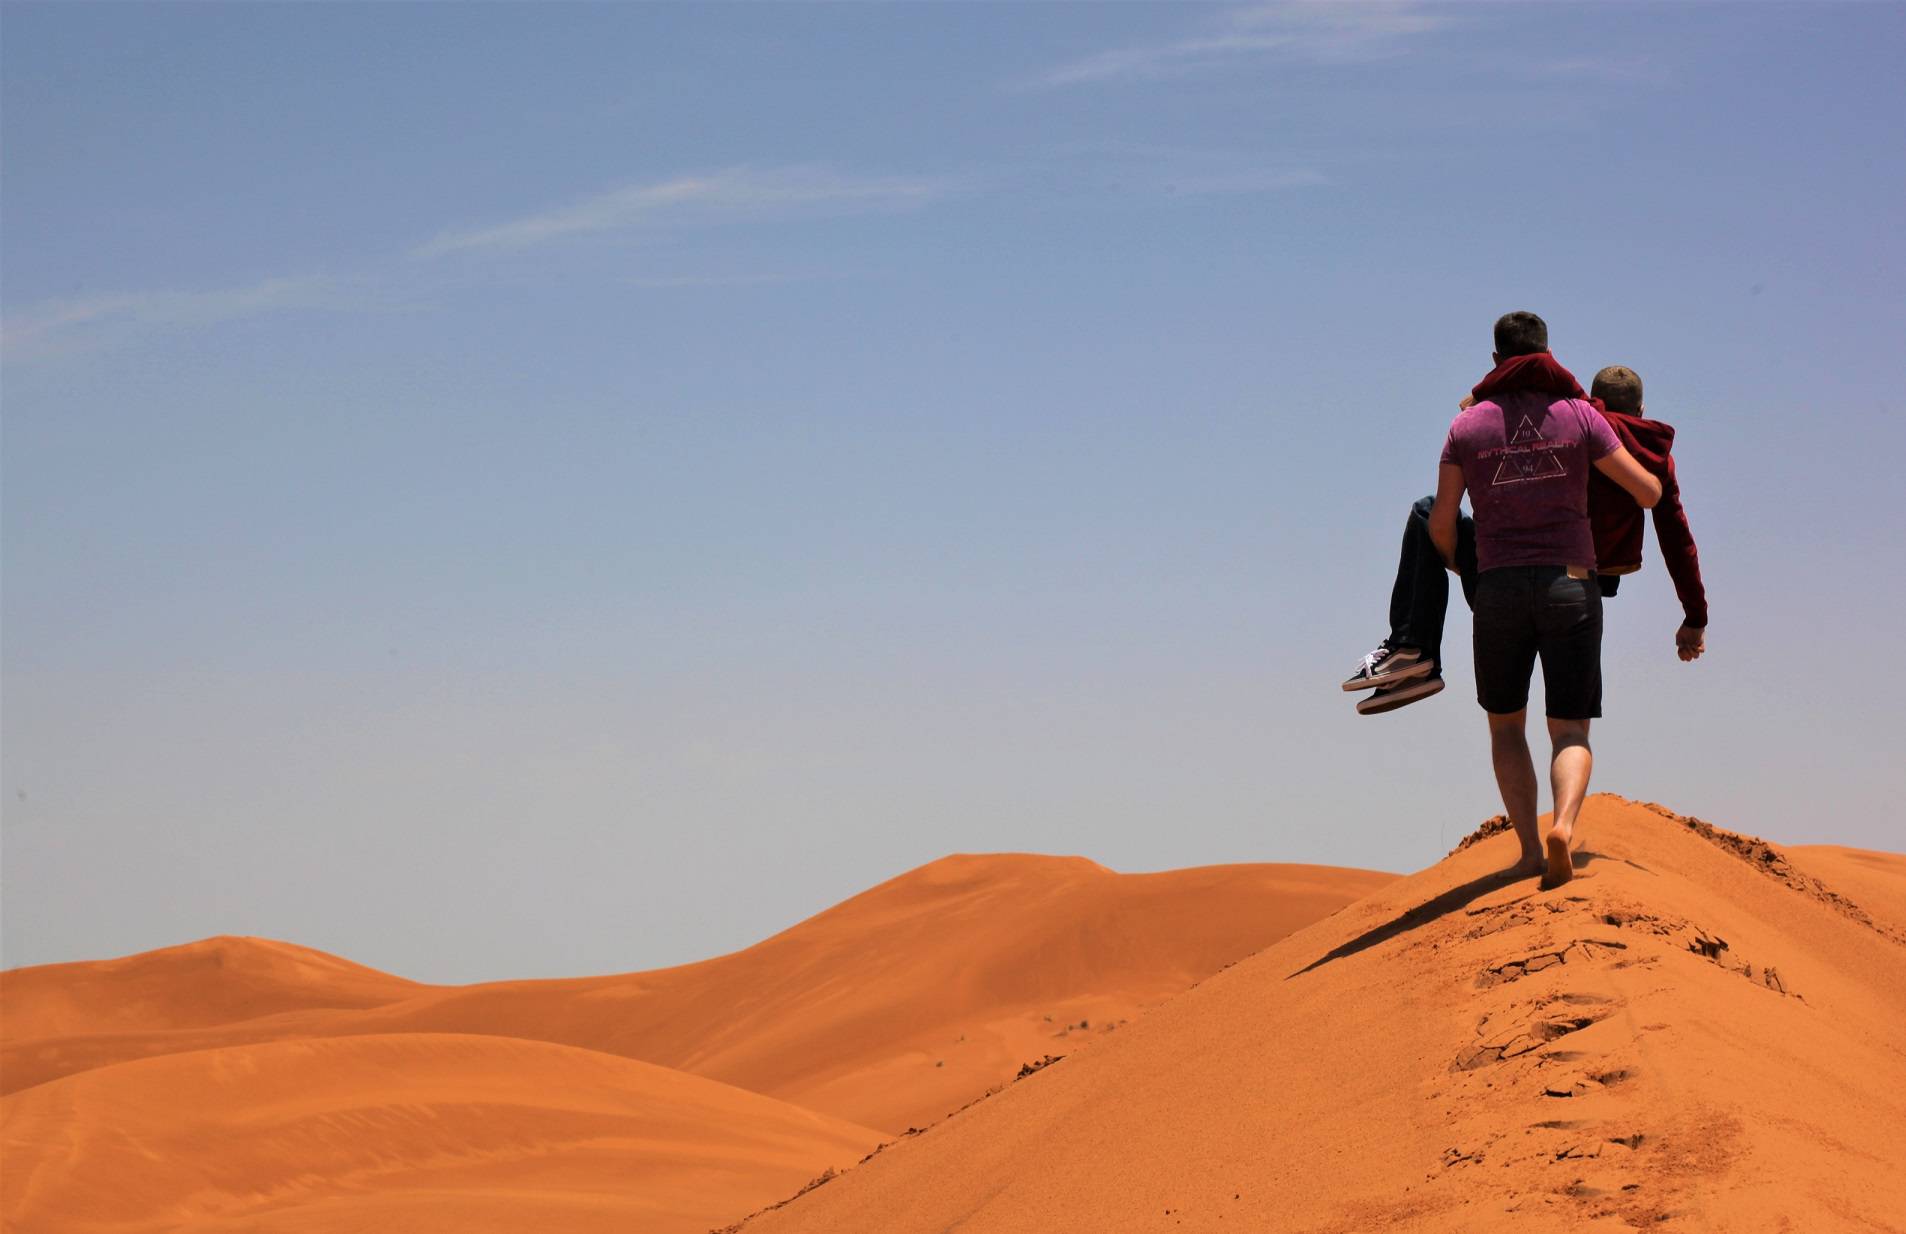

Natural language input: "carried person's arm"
[1651,453,1709,660]
[1593,446,1662,509]
[1427,462,1466,570]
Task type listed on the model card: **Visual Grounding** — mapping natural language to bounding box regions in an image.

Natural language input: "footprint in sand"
[1454,994,1614,1071]
[1476,938,1630,988]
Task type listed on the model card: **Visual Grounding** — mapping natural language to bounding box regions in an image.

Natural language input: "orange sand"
[0,936,422,1042]
[1787,843,1906,938]
[2,857,1388,1133]
[736,797,1906,1233]
[1,854,1386,1232]
[0,1033,880,1234]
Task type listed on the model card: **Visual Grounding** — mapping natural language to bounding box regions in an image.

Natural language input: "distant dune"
[1786,843,1906,937]
[1,853,1388,1232]
[733,797,1906,1233]
[2,856,1390,1132]
[0,935,423,1041]
[0,1033,880,1234]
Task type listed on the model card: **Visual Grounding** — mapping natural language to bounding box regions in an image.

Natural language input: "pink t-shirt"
[1441,391,1622,572]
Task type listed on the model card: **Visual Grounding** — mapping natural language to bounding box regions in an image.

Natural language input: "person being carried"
[1341,341,1708,716]
[1360,312,1665,887]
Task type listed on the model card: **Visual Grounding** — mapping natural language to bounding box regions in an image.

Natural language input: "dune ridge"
[2,856,1390,1132]
[732,796,1906,1233]
[0,935,423,1042]
[2,852,1392,1233]
[1784,843,1906,940]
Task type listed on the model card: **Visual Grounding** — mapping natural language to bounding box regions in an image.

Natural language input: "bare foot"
[1503,853,1545,881]
[1541,830,1574,890]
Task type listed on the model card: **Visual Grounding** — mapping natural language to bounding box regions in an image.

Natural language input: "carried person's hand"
[1458,394,1477,410]
[1675,624,1706,662]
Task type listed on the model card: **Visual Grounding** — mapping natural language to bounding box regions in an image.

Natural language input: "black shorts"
[1472,566,1603,720]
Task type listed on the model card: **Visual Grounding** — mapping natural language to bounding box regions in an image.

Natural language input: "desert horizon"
[5,793,1903,1232]
[2,843,1394,1232]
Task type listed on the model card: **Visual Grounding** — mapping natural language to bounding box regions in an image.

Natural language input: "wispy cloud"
[415,165,957,258]
[1031,1,1448,88]
[5,164,947,360]
[0,275,351,361]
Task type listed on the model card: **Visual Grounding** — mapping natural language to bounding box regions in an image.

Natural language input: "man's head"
[1492,311,1549,359]
[1591,365,1644,414]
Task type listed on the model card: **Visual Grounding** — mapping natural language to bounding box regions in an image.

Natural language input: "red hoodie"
[1471,353,1708,629]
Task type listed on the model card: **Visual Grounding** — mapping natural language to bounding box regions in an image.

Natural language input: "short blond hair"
[1592,365,1644,413]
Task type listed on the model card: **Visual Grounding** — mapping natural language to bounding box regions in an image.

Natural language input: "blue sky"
[5,2,1903,982]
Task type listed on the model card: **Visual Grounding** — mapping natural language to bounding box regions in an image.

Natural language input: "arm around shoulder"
[1594,446,1662,509]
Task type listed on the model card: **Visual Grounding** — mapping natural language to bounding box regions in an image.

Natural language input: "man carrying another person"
[1352,312,1677,887]
[1344,342,1708,716]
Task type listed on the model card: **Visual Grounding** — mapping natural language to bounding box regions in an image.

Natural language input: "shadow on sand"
[1285,848,1606,980]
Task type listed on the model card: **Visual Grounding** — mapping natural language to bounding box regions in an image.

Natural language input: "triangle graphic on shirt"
[1509,414,1543,444]
[1491,449,1568,486]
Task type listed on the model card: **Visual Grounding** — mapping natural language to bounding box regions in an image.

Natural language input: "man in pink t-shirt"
[1442,393,1620,575]
[1430,313,1661,888]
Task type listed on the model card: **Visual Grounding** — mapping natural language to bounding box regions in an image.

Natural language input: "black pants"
[1472,566,1604,719]
[1386,495,1477,672]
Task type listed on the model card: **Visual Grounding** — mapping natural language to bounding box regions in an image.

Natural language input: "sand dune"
[735,797,1906,1233]
[0,935,422,1042]
[1787,843,1906,938]
[533,854,1396,1132]
[0,1032,881,1234]
[3,856,1390,1132]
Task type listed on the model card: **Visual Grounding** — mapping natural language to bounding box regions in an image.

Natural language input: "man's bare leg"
[1543,717,1593,888]
[1487,710,1544,878]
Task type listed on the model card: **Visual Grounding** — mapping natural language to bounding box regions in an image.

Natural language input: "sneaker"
[1356,674,1445,715]
[1341,644,1433,692]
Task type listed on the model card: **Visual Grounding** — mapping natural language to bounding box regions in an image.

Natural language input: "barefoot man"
[1430,312,1661,887]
